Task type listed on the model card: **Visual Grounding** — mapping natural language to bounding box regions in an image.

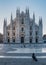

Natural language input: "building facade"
[43,35,46,43]
[3,8,43,43]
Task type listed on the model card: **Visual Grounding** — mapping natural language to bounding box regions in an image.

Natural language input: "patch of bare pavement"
[0,44,46,65]
[0,56,46,65]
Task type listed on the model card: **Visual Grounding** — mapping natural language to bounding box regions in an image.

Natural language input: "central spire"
[11,13,13,22]
[16,8,20,18]
[26,7,29,17]
[33,13,35,22]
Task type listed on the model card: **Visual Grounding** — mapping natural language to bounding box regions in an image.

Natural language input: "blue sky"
[0,0,46,35]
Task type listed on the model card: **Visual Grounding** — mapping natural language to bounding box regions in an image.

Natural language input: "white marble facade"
[3,8,43,43]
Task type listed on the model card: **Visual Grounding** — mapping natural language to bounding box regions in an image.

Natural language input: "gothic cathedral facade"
[3,8,43,43]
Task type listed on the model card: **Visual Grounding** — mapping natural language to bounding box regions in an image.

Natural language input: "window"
[30,26,32,30]
[22,21,24,24]
[13,32,15,36]
[36,38,38,43]
[30,32,32,36]
[21,18,24,24]
[7,32,9,36]
[21,27,24,31]
[36,32,38,35]
[30,39,32,43]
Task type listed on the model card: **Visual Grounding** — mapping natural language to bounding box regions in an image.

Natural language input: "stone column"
[3,19,7,43]
[24,8,30,43]
[15,8,20,43]
[10,13,13,43]
[32,13,35,43]
[38,18,43,43]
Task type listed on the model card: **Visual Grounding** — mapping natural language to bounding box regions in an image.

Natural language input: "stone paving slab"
[0,44,46,65]
[0,57,46,65]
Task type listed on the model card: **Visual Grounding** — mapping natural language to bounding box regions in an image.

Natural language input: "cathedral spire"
[38,17,43,43]
[32,13,35,43]
[16,8,20,18]
[39,17,42,26]
[4,18,7,26]
[4,18,5,25]
[11,13,13,22]
[33,13,35,22]
[26,7,29,17]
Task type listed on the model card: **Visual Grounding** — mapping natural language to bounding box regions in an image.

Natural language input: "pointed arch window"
[36,38,38,43]
[30,38,32,43]
[21,18,24,24]
[30,26,32,30]
[30,32,32,36]
[13,32,15,36]
[7,32,10,36]
[21,27,24,32]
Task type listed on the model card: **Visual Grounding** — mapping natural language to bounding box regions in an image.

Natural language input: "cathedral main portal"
[21,37,24,43]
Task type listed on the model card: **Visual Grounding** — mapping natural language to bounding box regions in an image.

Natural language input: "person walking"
[32,53,38,62]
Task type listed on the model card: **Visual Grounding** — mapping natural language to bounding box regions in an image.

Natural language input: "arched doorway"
[13,39,15,43]
[8,38,10,43]
[21,37,24,43]
[36,38,38,43]
[30,38,32,43]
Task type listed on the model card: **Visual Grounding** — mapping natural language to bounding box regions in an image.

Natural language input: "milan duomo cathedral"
[3,8,43,44]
